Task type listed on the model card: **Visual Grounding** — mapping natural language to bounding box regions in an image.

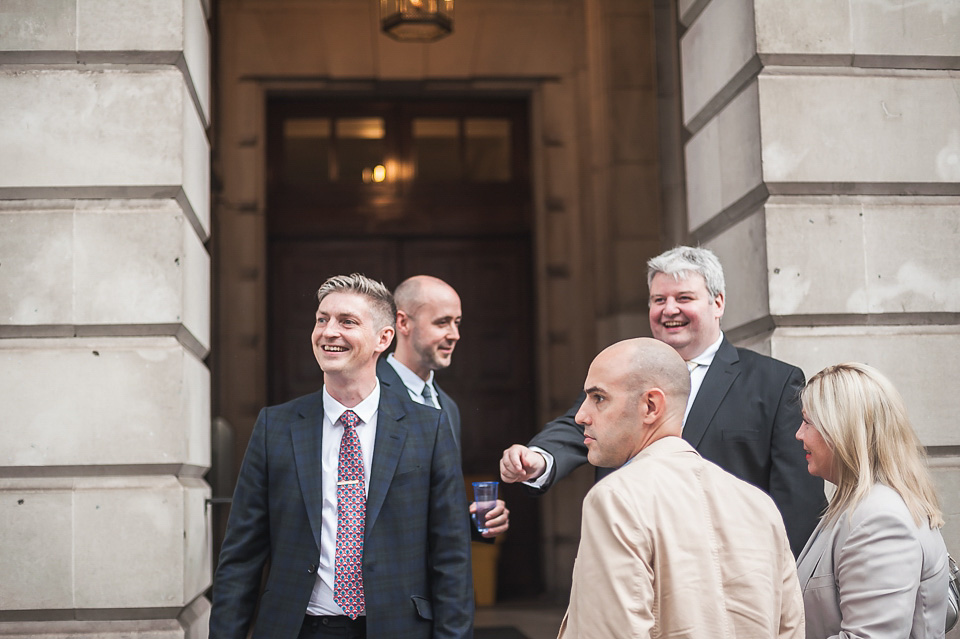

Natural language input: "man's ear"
[396,310,412,336]
[376,326,395,354]
[640,388,667,424]
[713,292,725,320]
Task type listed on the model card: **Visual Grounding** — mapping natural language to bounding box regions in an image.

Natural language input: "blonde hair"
[316,273,396,331]
[801,362,942,529]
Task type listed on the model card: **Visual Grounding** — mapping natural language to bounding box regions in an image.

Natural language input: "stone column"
[680,0,960,570]
[0,1,213,637]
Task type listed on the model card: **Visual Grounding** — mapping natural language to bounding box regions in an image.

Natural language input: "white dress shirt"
[386,353,440,409]
[683,331,723,423]
[525,332,726,489]
[306,382,381,616]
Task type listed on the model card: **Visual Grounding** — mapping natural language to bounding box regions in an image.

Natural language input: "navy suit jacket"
[527,337,826,556]
[376,358,490,544]
[377,358,461,450]
[209,387,474,639]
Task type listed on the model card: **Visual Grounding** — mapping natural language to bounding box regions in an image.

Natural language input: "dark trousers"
[298,615,366,639]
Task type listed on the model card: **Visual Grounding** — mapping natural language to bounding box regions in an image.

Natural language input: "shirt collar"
[688,332,724,367]
[386,352,435,395]
[322,380,381,425]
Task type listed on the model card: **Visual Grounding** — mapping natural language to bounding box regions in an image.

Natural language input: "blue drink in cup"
[472,481,498,534]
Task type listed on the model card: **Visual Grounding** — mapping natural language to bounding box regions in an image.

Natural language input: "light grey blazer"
[796,484,949,639]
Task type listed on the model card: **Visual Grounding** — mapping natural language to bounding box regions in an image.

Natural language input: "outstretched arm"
[501,392,589,495]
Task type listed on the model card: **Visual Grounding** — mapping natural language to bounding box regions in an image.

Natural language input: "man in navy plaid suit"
[210,273,474,639]
[376,275,509,539]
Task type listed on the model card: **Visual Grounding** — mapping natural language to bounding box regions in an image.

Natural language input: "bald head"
[575,338,690,466]
[598,338,691,422]
[394,275,458,315]
[392,275,462,380]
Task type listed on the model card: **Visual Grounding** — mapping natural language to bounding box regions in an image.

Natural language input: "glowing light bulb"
[372,165,386,183]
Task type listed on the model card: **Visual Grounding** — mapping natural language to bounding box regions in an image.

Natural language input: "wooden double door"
[265,88,541,600]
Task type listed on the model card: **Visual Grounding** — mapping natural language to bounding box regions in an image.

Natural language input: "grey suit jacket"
[209,388,474,639]
[796,484,948,639]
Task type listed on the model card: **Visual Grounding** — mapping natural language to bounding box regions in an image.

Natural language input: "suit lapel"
[435,384,460,451]
[376,356,404,397]
[682,337,740,448]
[365,390,407,535]
[291,391,326,550]
[795,519,831,588]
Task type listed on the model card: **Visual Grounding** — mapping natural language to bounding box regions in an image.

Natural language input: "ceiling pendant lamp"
[381,0,454,43]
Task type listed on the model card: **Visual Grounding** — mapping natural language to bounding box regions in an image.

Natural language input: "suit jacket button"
[308,564,317,574]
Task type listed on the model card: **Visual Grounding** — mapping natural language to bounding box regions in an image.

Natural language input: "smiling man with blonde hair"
[211,273,473,639]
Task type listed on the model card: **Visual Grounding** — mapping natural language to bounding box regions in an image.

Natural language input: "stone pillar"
[527,0,667,599]
[585,0,664,347]
[0,1,213,636]
[680,0,960,580]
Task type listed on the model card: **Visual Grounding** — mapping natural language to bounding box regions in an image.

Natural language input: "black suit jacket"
[209,388,473,639]
[377,357,490,544]
[527,337,826,556]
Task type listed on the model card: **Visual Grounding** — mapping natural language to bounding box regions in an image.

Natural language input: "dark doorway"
[265,95,541,600]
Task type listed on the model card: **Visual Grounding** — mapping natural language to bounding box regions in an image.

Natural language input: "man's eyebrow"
[585,385,604,395]
[316,310,361,320]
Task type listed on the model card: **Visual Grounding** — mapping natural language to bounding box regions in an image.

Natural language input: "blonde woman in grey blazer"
[795,363,949,638]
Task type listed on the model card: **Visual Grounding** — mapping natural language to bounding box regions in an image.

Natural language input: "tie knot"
[421,384,434,401]
[339,410,360,430]
[686,360,699,373]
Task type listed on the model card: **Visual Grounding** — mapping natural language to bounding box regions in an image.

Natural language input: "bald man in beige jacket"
[558,338,804,639]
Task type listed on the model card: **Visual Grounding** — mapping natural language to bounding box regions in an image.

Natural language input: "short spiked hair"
[316,273,396,331]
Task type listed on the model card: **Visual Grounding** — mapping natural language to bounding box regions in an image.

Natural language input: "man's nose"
[663,297,679,314]
[448,324,460,340]
[574,407,589,426]
[323,320,341,336]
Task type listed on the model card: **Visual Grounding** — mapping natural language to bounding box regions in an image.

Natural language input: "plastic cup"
[472,481,499,534]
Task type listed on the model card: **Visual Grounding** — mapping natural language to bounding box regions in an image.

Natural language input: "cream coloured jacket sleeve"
[779,527,805,638]
[557,483,655,639]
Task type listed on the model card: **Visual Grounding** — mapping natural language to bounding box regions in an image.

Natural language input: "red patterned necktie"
[334,409,365,619]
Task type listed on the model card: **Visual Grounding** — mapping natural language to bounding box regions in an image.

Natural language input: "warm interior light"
[381,0,453,43]
[372,165,386,182]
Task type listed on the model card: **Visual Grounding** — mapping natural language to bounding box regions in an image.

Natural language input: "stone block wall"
[0,0,212,635]
[679,0,960,592]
